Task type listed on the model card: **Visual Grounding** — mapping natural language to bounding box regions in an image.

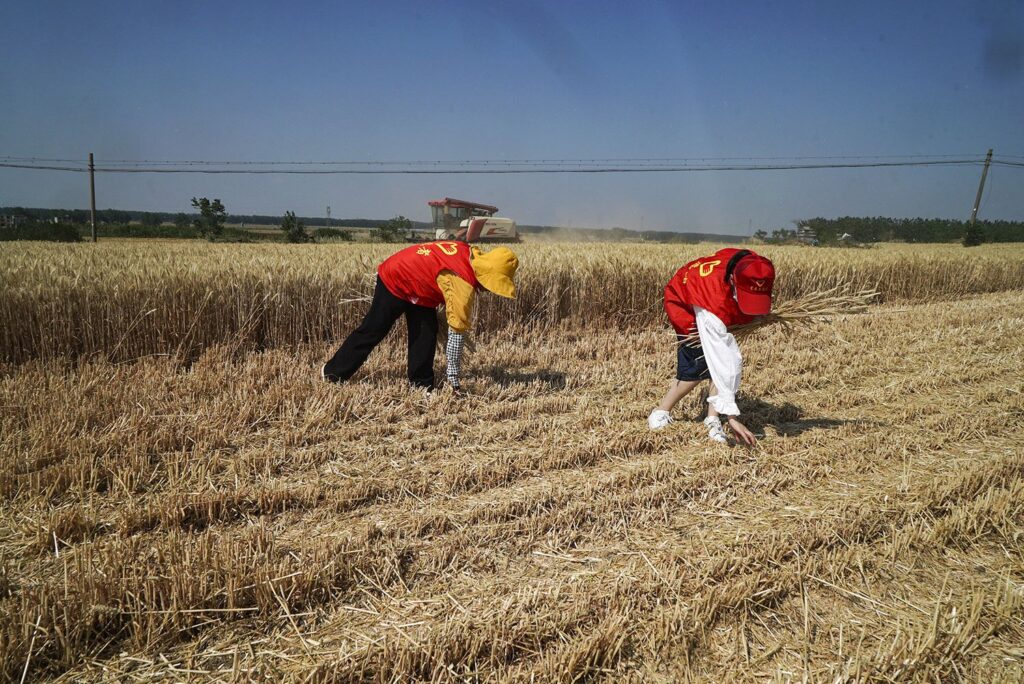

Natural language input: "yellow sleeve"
[436,271,476,333]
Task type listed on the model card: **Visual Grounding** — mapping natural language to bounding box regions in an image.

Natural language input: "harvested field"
[1,242,1023,681]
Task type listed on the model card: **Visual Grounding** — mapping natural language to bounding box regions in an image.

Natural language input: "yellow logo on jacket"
[688,259,722,277]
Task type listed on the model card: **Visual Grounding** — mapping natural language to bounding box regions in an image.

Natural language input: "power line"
[0,163,91,172]
[0,156,90,164]
[0,152,988,167]
[0,159,991,174]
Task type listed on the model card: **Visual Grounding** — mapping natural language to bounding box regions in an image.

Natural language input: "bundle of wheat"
[679,285,880,347]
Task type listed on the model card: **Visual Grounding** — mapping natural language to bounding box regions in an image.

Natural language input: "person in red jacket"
[648,248,775,445]
[322,241,518,389]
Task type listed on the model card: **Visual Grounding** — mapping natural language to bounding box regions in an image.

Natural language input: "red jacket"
[378,241,479,308]
[664,248,756,335]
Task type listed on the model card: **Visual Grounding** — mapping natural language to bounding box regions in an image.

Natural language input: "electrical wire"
[0,159,990,174]
[0,152,989,167]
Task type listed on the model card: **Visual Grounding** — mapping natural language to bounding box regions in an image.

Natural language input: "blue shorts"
[676,337,710,382]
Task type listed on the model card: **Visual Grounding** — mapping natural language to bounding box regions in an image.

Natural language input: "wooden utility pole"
[970,149,993,227]
[88,153,97,242]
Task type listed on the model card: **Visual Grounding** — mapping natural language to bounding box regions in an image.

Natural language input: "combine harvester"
[429,198,519,242]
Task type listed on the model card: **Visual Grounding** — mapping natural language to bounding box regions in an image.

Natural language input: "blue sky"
[1,0,1022,232]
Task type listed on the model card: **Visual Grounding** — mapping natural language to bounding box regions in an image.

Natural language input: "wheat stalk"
[1,242,1022,363]
[680,285,880,346]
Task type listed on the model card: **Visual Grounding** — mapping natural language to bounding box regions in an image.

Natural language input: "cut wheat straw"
[1,290,1023,681]
[680,285,881,347]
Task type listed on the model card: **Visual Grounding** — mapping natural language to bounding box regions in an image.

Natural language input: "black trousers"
[323,277,438,388]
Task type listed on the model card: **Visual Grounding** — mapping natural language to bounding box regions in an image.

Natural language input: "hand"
[725,417,757,446]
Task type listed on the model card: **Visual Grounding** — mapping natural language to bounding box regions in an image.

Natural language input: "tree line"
[0,203,410,243]
[4,206,1023,245]
[0,206,433,231]
[758,217,1023,244]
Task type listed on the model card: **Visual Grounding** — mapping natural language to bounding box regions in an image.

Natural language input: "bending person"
[648,248,775,445]
[322,241,518,390]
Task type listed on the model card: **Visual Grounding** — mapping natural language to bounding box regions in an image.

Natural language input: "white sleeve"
[694,306,743,416]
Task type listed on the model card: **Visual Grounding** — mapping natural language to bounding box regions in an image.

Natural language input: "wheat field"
[1,241,1023,682]
[3,242,1023,364]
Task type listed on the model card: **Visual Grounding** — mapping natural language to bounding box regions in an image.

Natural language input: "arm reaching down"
[445,330,465,389]
[694,306,742,416]
[436,271,476,389]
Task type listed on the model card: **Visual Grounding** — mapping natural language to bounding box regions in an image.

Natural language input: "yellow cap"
[471,247,518,298]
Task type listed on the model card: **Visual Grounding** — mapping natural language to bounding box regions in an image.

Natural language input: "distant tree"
[753,229,768,241]
[173,213,190,229]
[70,209,89,224]
[0,220,80,243]
[313,227,353,242]
[191,197,226,241]
[140,212,161,227]
[373,215,411,243]
[99,209,132,224]
[280,211,311,243]
[962,221,985,247]
[769,228,797,243]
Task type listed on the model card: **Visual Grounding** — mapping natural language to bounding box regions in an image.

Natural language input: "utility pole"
[970,149,993,227]
[326,205,331,229]
[88,153,97,242]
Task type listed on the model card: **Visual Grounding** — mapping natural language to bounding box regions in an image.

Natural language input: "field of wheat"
[3,242,1024,364]
[1,241,1023,682]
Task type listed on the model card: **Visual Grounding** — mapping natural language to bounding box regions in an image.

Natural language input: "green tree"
[140,212,161,228]
[190,197,226,241]
[313,227,352,242]
[98,209,131,224]
[0,220,81,243]
[280,211,311,243]
[962,221,985,247]
[373,215,411,243]
[769,228,797,243]
[173,213,190,229]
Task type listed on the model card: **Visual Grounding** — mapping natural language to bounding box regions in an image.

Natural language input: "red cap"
[732,254,775,315]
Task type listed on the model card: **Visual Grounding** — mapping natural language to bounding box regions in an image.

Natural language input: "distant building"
[797,225,818,245]
[0,215,23,229]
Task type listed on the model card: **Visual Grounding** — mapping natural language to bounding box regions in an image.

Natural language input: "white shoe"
[704,416,728,443]
[649,409,673,430]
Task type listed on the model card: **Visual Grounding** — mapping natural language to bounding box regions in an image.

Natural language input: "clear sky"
[1,0,1022,233]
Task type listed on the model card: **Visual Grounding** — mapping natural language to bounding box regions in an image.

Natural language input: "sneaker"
[703,416,728,443]
[648,409,673,430]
